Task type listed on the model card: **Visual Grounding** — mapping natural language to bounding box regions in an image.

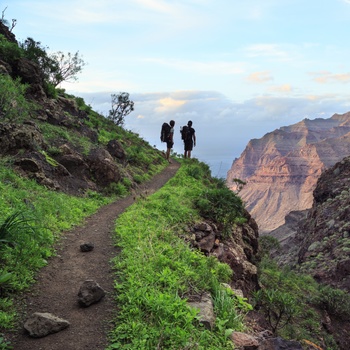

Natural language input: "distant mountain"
[227,112,350,232]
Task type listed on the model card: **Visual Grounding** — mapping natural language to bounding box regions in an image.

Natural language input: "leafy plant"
[0,211,34,247]
[0,334,12,350]
[0,272,12,297]
[213,285,252,335]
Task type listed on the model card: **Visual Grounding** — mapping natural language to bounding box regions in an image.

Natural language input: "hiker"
[183,120,196,158]
[165,120,175,162]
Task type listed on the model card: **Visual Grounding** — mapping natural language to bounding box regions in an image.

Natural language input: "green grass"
[107,160,249,349]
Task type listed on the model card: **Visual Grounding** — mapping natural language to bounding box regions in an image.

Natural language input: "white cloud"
[246,71,273,83]
[309,71,350,84]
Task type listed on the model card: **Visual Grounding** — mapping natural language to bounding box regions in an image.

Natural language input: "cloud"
[74,89,350,178]
[310,71,350,84]
[155,97,187,113]
[244,44,294,62]
[269,84,293,93]
[246,71,273,83]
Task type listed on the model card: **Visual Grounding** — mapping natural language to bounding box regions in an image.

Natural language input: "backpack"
[160,122,171,142]
[181,125,191,141]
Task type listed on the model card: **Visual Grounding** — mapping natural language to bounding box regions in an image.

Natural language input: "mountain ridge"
[227,111,350,232]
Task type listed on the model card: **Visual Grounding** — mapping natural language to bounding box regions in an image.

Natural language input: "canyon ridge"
[226,111,350,232]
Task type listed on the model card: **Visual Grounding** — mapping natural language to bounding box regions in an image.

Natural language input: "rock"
[230,331,259,349]
[197,232,216,254]
[80,242,94,252]
[24,312,70,338]
[78,280,106,307]
[87,148,123,188]
[107,139,126,161]
[194,222,212,232]
[0,123,46,155]
[259,337,303,350]
[187,292,215,330]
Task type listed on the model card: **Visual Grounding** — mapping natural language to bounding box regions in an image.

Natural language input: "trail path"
[8,161,180,350]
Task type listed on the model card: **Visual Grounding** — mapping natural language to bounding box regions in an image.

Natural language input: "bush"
[252,288,300,334]
[0,34,22,63]
[0,75,36,122]
[194,187,244,236]
[312,284,350,320]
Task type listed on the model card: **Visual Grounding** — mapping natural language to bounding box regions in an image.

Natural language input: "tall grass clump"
[108,160,249,349]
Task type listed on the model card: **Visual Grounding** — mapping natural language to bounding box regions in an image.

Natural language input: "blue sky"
[5,0,350,177]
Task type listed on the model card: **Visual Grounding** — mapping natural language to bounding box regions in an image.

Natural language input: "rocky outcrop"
[271,155,350,292]
[188,209,259,296]
[227,112,350,232]
[266,155,350,350]
[294,155,350,292]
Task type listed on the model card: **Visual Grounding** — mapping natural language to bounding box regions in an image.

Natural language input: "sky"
[4,0,350,178]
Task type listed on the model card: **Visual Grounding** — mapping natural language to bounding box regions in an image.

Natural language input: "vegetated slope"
[272,155,350,292]
[227,112,350,232]
[0,20,166,196]
[268,155,350,350]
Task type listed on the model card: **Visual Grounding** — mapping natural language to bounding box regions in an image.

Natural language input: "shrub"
[0,34,22,62]
[312,284,350,320]
[0,75,36,122]
[194,187,244,236]
[252,288,300,334]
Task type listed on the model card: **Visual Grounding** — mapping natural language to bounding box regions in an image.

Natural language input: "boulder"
[230,331,259,349]
[24,312,70,338]
[78,280,106,307]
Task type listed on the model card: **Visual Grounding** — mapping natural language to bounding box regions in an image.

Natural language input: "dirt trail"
[8,161,180,350]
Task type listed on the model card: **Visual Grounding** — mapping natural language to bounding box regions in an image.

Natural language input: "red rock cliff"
[227,112,350,232]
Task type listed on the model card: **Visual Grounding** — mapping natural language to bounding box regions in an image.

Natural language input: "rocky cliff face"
[268,156,350,350]
[227,113,350,232]
[294,156,350,292]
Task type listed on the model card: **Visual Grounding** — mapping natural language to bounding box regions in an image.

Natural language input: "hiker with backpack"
[181,120,196,159]
[160,120,175,163]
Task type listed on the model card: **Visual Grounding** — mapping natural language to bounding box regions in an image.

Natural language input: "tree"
[108,92,134,126]
[20,38,85,87]
[49,51,85,87]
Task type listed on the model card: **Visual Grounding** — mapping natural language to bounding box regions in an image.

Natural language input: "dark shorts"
[167,140,174,149]
[184,140,193,151]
